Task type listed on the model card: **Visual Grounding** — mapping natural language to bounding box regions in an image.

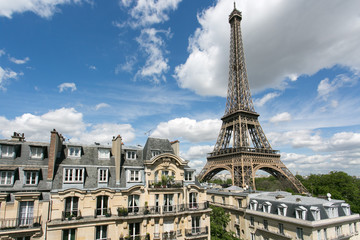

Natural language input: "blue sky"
[1,0,360,176]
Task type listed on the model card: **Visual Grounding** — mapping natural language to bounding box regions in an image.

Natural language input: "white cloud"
[0,108,135,145]
[0,0,83,19]
[0,49,5,57]
[95,103,110,111]
[269,112,291,123]
[89,65,96,70]
[135,28,170,83]
[181,145,213,160]
[254,92,280,107]
[58,82,77,92]
[0,66,18,90]
[151,117,221,142]
[119,0,182,27]
[9,56,30,64]
[175,0,360,96]
[115,56,137,74]
[317,73,358,100]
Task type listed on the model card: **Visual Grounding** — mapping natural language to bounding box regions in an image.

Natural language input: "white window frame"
[279,223,284,235]
[96,225,107,240]
[30,146,43,159]
[68,146,81,158]
[191,216,201,233]
[295,206,307,220]
[296,227,304,240]
[18,201,34,226]
[262,201,272,213]
[185,171,194,181]
[342,203,351,216]
[98,148,110,160]
[128,170,141,182]
[98,168,108,183]
[0,171,14,185]
[151,150,161,157]
[277,203,288,216]
[126,151,136,160]
[0,145,15,158]
[24,171,39,185]
[250,200,258,210]
[63,229,76,240]
[335,226,342,237]
[326,206,339,218]
[311,206,321,220]
[63,168,85,183]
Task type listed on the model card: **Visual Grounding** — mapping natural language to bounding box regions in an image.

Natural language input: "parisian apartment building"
[0,131,211,240]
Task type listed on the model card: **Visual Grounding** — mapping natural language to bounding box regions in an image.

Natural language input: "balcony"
[163,231,177,240]
[148,180,183,189]
[208,147,280,157]
[119,235,149,240]
[185,227,208,239]
[61,210,82,221]
[0,216,41,229]
[94,208,112,218]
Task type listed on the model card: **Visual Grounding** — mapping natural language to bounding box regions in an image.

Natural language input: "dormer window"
[63,168,84,183]
[185,171,194,181]
[0,145,15,158]
[250,200,258,210]
[151,150,161,157]
[310,206,321,220]
[325,205,339,218]
[0,170,14,185]
[262,201,272,213]
[68,146,81,158]
[277,203,287,216]
[342,203,350,216]
[295,206,307,220]
[24,170,39,185]
[127,170,141,182]
[98,148,110,159]
[30,146,43,159]
[126,151,136,160]
[98,168,108,183]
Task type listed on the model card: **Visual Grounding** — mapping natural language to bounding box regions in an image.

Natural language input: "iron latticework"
[198,6,307,194]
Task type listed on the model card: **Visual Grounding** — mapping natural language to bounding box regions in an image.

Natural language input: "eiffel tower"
[198,5,307,194]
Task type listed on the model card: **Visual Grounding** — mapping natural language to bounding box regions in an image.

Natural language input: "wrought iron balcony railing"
[185,227,208,237]
[62,210,82,221]
[119,234,149,240]
[0,216,41,229]
[162,231,177,240]
[208,147,279,157]
[94,208,112,218]
[148,180,183,188]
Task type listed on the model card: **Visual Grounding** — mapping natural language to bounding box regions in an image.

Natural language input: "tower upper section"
[224,6,256,116]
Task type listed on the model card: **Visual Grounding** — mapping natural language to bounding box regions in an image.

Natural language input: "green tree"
[210,205,239,240]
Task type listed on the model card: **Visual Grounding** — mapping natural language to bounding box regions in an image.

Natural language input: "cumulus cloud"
[254,92,280,107]
[0,108,135,144]
[9,56,30,64]
[135,28,170,83]
[89,65,96,70]
[0,0,83,18]
[181,145,213,160]
[317,73,358,100]
[58,82,77,92]
[0,66,18,90]
[119,0,182,27]
[174,0,360,96]
[269,112,291,123]
[151,117,221,142]
[0,49,5,57]
[95,103,110,111]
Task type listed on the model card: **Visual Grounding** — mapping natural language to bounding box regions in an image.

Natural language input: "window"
[65,197,79,218]
[295,206,307,220]
[98,148,110,159]
[0,171,14,185]
[0,145,15,158]
[251,233,255,240]
[30,147,43,159]
[131,170,140,182]
[128,195,140,213]
[129,222,140,239]
[250,216,254,226]
[163,194,174,212]
[155,194,160,213]
[349,223,353,234]
[63,168,84,183]
[151,150,161,157]
[263,220,268,230]
[96,196,109,216]
[192,216,200,233]
[189,192,198,209]
[17,237,30,240]
[96,225,107,240]
[250,200,258,210]
[126,151,136,160]
[263,202,272,213]
[63,229,76,240]
[68,146,81,158]
[18,201,34,226]
[311,206,321,220]
[98,168,108,183]
[296,227,303,240]
[222,197,226,205]
[211,196,215,203]
[342,203,351,216]
[326,206,339,218]
[317,230,321,240]
[277,203,287,216]
[185,171,194,181]
[336,226,342,237]
[324,228,327,240]
[279,223,284,234]
[238,199,242,208]
[25,171,39,185]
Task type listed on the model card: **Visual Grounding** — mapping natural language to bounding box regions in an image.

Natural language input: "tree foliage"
[210,205,239,240]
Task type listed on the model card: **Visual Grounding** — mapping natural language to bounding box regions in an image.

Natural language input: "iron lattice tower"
[198,6,307,194]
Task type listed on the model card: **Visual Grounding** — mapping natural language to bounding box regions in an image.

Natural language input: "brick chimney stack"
[11,132,25,142]
[171,140,180,156]
[47,129,64,181]
[112,135,122,185]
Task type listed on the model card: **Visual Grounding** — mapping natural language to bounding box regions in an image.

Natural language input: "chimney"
[171,140,180,156]
[11,132,25,142]
[47,129,64,181]
[112,135,122,185]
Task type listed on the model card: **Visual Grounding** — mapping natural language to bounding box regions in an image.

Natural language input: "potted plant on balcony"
[146,233,150,240]
[117,207,128,216]
[144,201,150,215]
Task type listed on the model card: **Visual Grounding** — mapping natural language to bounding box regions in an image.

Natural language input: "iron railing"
[62,210,81,220]
[208,147,279,157]
[162,231,177,240]
[119,235,148,240]
[185,227,208,237]
[148,180,183,188]
[95,208,112,217]
[0,216,41,229]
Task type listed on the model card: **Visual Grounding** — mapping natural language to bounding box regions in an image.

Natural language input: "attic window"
[0,145,15,158]
[0,171,14,185]
[325,206,339,218]
[277,203,287,216]
[151,150,161,157]
[68,146,81,158]
[341,203,350,216]
[185,171,194,181]
[295,206,307,220]
[30,146,43,159]
[250,200,258,210]
[126,151,136,160]
[98,148,110,159]
[262,201,272,213]
[310,206,321,220]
